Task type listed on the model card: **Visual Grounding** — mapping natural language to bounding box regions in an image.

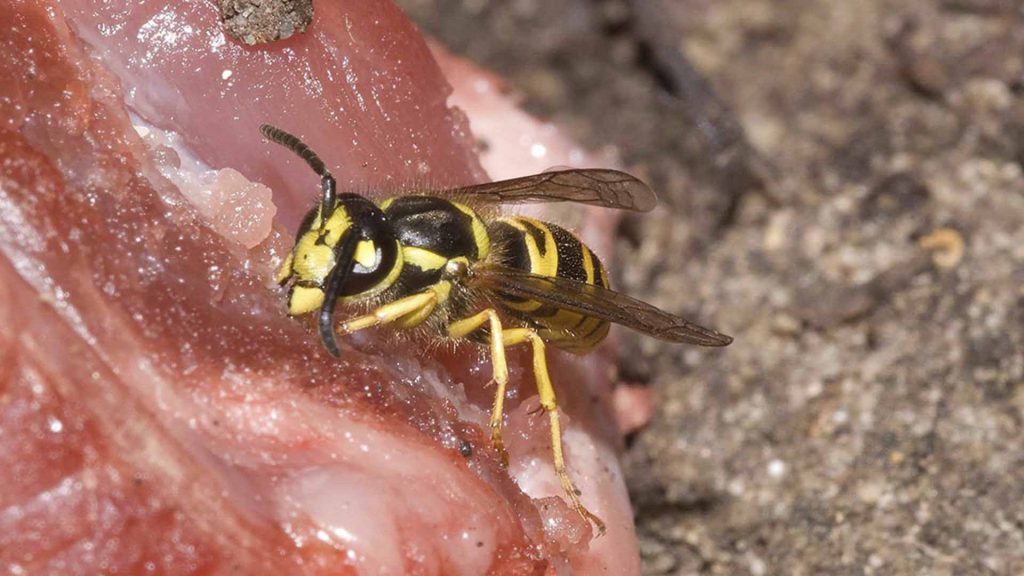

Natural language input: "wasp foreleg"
[337,291,438,335]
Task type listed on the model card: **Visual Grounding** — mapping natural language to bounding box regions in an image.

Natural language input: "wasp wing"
[450,169,657,212]
[468,264,732,346]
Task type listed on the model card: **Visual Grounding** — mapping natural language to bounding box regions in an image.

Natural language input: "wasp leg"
[501,327,607,536]
[447,309,510,467]
[337,291,438,335]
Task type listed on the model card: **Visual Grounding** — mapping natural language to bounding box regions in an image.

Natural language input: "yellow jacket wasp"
[262,124,732,533]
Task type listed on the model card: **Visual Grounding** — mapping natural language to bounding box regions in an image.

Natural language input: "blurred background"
[399,1,1024,573]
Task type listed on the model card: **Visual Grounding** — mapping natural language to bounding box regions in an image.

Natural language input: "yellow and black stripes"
[381,196,489,294]
[262,123,731,535]
[278,194,403,316]
[374,196,492,329]
[279,197,614,351]
[489,216,611,353]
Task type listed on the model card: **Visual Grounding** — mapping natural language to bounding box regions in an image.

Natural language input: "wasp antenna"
[317,231,360,357]
[259,124,328,175]
[260,124,337,216]
[318,305,341,357]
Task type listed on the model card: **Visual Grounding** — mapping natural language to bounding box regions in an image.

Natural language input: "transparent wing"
[450,169,657,212]
[468,264,732,346]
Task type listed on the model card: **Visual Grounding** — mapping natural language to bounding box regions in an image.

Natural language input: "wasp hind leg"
[501,327,607,536]
[448,309,511,467]
[447,311,605,534]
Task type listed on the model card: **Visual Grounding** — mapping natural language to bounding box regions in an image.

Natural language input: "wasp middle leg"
[448,308,510,467]
[448,310,605,533]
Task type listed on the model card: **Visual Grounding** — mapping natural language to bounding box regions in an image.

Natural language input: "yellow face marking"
[291,233,336,284]
[403,246,449,271]
[276,253,294,284]
[288,285,325,315]
[322,209,352,246]
[354,240,377,269]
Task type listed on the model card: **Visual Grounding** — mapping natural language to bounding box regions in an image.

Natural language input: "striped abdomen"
[488,216,611,353]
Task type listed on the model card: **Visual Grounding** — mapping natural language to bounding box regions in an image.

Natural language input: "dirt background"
[396,1,1024,574]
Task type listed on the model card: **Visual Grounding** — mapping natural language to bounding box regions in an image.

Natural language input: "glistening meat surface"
[0,1,640,574]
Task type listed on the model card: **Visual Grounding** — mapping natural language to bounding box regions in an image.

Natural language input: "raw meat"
[0,1,640,574]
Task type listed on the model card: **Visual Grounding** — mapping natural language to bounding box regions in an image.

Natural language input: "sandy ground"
[401,1,1024,573]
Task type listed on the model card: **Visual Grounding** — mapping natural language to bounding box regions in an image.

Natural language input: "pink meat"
[60,0,488,230]
[0,1,640,574]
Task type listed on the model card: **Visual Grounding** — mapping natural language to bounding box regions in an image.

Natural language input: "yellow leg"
[338,291,438,335]
[502,328,607,535]
[448,309,510,467]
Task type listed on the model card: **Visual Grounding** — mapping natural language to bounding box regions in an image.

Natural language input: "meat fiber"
[0,1,640,574]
